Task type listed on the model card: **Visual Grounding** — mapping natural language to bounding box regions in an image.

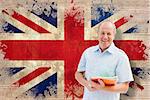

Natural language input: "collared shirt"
[77,42,134,100]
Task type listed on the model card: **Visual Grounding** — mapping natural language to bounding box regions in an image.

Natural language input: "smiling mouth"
[102,41,108,43]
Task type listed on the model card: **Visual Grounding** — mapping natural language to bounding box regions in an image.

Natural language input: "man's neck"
[99,46,108,52]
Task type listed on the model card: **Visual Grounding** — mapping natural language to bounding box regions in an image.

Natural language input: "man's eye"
[107,33,111,35]
[101,32,105,35]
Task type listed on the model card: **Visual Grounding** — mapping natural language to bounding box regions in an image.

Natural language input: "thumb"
[98,79,105,87]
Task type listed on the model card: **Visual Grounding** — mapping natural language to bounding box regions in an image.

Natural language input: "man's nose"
[103,34,108,39]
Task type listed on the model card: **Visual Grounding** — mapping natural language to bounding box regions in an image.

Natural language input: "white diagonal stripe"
[133,75,142,84]
[8,67,45,85]
[2,11,39,34]
[0,4,65,40]
[117,20,137,33]
[13,68,56,97]
[14,6,57,34]
[0,60,64,98]
[133,75,150,85]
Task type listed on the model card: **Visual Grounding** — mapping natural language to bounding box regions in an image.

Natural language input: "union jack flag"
[0,0,149,99]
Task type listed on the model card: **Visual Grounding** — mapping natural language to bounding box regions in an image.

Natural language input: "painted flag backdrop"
[0,0,150,100]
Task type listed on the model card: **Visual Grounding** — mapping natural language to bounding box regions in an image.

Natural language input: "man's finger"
[98,79,105,87]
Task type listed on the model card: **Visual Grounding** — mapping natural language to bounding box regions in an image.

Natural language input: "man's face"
[98,23,115,50]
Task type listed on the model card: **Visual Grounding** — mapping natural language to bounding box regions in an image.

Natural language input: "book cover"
[91,76,118,86]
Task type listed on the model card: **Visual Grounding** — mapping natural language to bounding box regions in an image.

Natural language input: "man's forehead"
[99,22,115,30]
[98,21,116,34]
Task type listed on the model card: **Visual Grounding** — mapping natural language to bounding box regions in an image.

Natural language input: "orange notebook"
[91,76,118,86]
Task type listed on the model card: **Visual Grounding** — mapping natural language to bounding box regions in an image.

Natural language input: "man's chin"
[102,44,110,48]
[101,42,109,46]
[100,42,110,47]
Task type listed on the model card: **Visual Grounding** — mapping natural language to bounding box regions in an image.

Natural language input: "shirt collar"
[93,42,116,54]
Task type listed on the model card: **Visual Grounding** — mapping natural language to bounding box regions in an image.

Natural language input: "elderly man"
[75,21,134,100]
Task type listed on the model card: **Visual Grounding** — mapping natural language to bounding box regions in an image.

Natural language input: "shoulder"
[85,45,98,52]
[114,46,129,59]
[82,45,98,55]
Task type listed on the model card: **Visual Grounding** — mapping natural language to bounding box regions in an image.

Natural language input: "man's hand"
[90,79,105,90]
[75,72,97,92]
[85,80,97,91]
